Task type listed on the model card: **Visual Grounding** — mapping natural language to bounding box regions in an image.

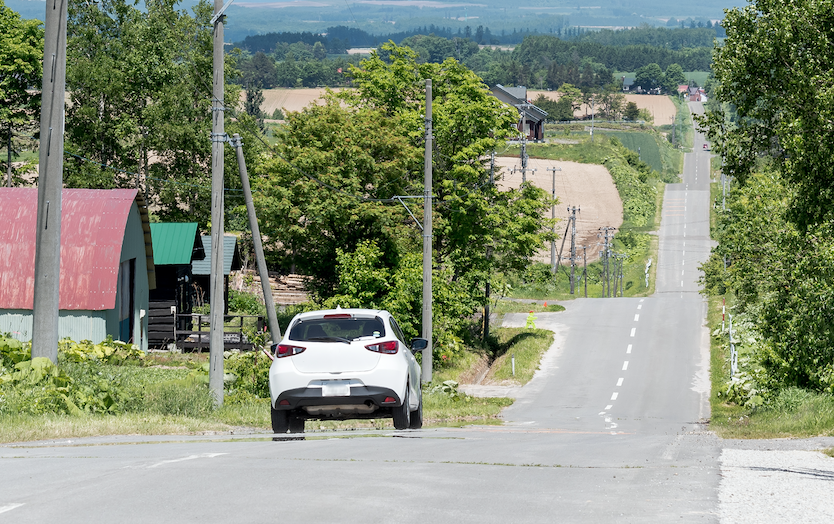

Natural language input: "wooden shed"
[191,234,242,314]
[147,223,205,348]
[0,188,155,350]
[491,84,548,141]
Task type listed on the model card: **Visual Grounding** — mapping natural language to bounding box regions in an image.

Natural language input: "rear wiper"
[307,336,351,344]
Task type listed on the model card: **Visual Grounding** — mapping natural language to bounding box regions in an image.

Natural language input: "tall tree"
[0,0,42,183]
[252,98,421,297]
[342,42,553,299]
[64,0,241,225]
[700,0,834,392]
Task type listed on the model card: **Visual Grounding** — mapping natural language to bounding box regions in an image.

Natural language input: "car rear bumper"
[273,386,403,419]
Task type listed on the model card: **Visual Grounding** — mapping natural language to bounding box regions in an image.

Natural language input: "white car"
[269,308,426,434]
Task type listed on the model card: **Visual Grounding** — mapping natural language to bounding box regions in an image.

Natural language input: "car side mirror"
[410,338,428,352]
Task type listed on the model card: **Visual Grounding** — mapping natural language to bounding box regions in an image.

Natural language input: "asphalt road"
[0,104,723,523]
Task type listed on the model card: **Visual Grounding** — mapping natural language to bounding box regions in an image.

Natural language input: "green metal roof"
[149,223,205,265]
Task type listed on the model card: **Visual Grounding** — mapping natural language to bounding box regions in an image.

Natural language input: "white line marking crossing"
[148,453,227,469]
[0,504,24,515]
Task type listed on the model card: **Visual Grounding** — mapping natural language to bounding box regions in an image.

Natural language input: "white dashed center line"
[637,304,642,310]
[605,405,613,410]
[611,392,619,400]
[627,344,632,354]
[634,314,639,321]
[630,328,636,337]
[622,361,629,371]
[617,377,624,386]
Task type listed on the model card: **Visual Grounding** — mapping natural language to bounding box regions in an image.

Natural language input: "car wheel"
[392,385,410,430]
[409,387,423,429]
[289,413,305,434]
[271,406,289,434]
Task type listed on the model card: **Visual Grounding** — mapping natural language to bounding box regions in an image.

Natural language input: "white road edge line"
[0,504,24,515]
[622,361,629,371]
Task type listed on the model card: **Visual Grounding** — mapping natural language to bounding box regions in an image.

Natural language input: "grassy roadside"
[483,328,554,385]
[706,293,834,438]
[705,169,834,439]
[0,326,547,443]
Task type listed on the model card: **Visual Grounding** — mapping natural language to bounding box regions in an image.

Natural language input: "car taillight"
[365,340,398,354]
[275,344,306,358]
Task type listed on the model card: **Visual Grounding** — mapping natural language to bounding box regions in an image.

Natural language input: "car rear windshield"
[289,317,386,342]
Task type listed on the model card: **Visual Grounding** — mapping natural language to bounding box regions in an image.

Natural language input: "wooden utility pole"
[32,0,68,363]
[209,0,227,405]
[231,133,281,343]
[547,166,561,273]
[484,151,494,343]
[421,79,433,384]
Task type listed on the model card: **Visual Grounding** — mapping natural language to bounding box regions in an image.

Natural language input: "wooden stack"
[230,269,309,306]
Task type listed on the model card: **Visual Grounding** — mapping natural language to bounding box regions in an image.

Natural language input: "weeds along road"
[0,103,722,523]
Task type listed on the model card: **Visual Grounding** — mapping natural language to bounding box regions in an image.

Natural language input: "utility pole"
[484,151,494,343]
[209,0,227,406]
[547,166,561,273]
[590,97,595,141]
[231,133,281,342]
[520,135,527,183]
[599,226,616,297]
[582,245,588,298]
[568,206,578,294]
[32,0,68,363]
[422,79,433,384]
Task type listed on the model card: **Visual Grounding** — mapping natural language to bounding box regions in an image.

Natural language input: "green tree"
[342,42,553,283]
[64,0,242,225]
[700,0,834,393]
[663,63,686,92]
[702,0,834,231]
[624,101,640,121]
[0,0,42,183]
[252,97,421,297]
[634,63,663,91]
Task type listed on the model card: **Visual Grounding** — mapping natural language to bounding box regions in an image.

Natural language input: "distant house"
[677,85,689,95]
[0,188,155,350]
[491,84,548,142]
[147,223,205,347]
[622,77,636,92]
[687,86,701,102]
[192,234,242,314]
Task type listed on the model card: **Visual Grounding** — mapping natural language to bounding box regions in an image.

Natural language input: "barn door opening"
[119,259,136,342]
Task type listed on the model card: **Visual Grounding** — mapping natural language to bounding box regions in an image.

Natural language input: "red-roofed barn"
[0,188,155,350]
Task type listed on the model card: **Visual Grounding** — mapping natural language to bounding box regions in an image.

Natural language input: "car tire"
[289,413,305,434]
[271,406,289,434]
[409,387,423,429]
[392,385,410,430]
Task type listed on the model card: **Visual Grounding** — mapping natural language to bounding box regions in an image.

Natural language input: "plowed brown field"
[527,90,677,123]
[495,156,622,263]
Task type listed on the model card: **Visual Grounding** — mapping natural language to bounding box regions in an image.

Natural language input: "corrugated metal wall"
[0,310,106,342]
